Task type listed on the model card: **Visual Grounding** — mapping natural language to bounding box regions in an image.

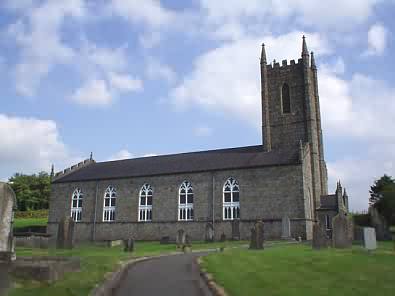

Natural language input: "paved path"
[115,252,213,296]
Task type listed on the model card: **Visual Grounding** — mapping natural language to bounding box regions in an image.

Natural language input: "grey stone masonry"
[0,182,17,262]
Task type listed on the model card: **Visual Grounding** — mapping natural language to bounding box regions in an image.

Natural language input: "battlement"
[266,58,305,71]
[52,159,95,181]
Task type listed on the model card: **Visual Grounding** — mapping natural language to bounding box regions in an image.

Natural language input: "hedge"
[14,209,49,219]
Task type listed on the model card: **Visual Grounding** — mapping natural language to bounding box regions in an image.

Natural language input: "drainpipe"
[92,181,98,241]
[212,173,215,234]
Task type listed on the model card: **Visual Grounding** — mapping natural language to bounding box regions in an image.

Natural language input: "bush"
[353,213,371,227]
[14,209,49,219]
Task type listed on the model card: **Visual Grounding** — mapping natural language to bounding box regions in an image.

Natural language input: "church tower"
[260,36,328,207]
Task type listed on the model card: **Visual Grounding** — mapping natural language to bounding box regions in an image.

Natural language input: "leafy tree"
[8,172,51,211]
[369,174,394,206]
[374,184,395,225]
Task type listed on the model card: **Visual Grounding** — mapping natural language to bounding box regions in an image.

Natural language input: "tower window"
[282,83,291,113]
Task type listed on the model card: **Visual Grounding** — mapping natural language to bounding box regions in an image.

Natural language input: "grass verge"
[10,240,247,296]
[13,217,48,229]
[202,242,395,296]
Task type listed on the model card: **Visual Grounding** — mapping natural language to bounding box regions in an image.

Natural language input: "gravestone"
[363,227,377,251]
[220,233,226,242]
[184,234,192,247]
[0,182,17,262]
[231,219,240,240]
[312,223,329,250]
[332,213,352,248]
[249,220,264,249]
[205,223,214,242]
[160,236,171,244]
[56,217,75,249]
[123,238,134,252]
[281,216,291,239]
[369,207,392,241]
[176,229,186,248]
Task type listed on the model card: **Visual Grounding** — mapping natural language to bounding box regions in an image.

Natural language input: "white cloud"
[0,114,77,180]
[70,79,113,107]
[7,0,86,96]
[194,126,213,137]
[108,149,134,161]
[146,57,177,83]
[110,0,174,27]
[109,72,143,92]
[170,31,330,124]
[200,0,381,30]
[107,150,157,161]
[363,23,388,56]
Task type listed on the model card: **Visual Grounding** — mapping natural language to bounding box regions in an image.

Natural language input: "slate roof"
[53,145,300,183]
[317,194,337,210]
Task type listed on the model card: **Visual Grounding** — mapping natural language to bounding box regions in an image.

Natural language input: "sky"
[1,0,394,212]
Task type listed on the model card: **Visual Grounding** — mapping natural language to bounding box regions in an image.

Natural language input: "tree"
[8,172,51,211]
[374,184,395,225]
[369,174,395,206]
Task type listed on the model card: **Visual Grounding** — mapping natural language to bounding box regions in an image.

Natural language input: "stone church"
[48,36,349,242]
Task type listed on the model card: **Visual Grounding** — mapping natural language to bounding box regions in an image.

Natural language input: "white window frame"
[139,184,153,222]
[178,181,194,221]
[71,188,83,222]
[103,186,117,222]
[223,177,240,220]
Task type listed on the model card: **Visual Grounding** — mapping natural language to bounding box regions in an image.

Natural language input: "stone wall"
[48,164,311,242]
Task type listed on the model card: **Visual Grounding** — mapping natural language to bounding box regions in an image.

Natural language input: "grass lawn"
[9,240,247,296]
[202,242,395,296]
[13,217,48,229]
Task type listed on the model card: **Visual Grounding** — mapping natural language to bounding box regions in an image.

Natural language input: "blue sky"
[1,0,394,211]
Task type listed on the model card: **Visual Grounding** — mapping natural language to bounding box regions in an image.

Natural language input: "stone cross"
[249,220,264,249]
[176,229,185,248]
[363,227,377,251]
[205,222,214,242]
[56,216,75,249]
[312,222,329,250]
[231,219,240,240]
[281,216,291,239]
[0,182,17,262]
[332,212,352,248]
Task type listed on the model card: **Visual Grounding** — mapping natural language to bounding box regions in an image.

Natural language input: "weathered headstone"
[231,219,240,240]
[184,234,191,247]
[312,222,329,250]
[363,227,377,251]
[56,217,75,249]
[220,233,226,242]
[281,216,291,239]
[332,213,352,248]
[0,182,17,262]
[160,236,170,244]
[369,207,392,241]
[205,223,214,242]
[123,238,134,252]
[249,220,264,249]
[176,229,186,248]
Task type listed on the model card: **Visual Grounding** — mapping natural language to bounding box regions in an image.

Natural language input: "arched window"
[282,83,291,113]
[223,177,240,220]
[325,215,331,230]
[71,188,83,222]
[178,181,194,221]
[103,186,116,222]
[139,184,153,222]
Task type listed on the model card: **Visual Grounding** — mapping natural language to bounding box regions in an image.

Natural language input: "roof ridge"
[98,144,264,164]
